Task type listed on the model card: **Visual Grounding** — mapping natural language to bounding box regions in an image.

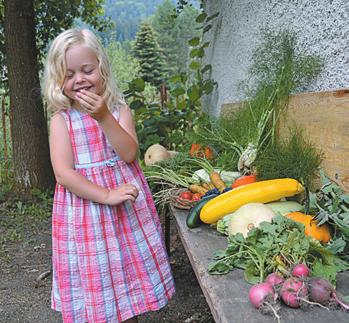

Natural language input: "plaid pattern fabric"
[51,109,175,322]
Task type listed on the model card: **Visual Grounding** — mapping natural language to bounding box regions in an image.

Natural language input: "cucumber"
[186,194,218,228]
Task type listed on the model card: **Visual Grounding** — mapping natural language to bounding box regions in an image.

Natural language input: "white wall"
[202,0,349,116]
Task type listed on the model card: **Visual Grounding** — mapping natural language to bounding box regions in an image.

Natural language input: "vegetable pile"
[248,262,349,322]
[208,215,348,285]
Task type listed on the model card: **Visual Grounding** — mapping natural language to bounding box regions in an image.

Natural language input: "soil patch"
[0,204,214,323]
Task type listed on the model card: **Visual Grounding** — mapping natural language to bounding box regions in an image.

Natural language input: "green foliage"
[106,41,140,92]
[151,0,200,75]
[255,127,324,188]
[133,21,167,87]
[125,6,218,157]
[0,0,112,87]
[188,29,324,172]
[208,214,344,284]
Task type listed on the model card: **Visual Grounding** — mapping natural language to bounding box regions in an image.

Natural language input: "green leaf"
[203,24,212,34]
[188,85,200,102]
[201,64,212,74]
[206,12,220,22]
[129,99,145,110]
[195,12,207,23]
[188,37,200,46]
[189,48,200,58]
[171,87,186,96]
[311,260,337,285]
[202,80,214,94]
[208,261,231,275]
[130,78,145,92]
[189,61,201,70]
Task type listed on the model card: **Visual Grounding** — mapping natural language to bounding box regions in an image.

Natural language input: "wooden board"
[171,205,349,323]
[220,89,349,192]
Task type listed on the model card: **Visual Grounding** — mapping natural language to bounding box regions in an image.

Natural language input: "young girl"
[43,28,175,323]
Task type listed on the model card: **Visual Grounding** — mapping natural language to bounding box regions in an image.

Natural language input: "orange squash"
[189,144,214,159]
[286,212,331,243]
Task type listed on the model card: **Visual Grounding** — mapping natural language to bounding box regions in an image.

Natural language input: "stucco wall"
[202,0,349,116]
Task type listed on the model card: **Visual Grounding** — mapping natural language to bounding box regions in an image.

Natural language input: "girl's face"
[63,44,103,107]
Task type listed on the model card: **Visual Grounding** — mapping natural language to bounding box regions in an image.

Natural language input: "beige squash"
[228,202,276,237]
[144,144,171,166]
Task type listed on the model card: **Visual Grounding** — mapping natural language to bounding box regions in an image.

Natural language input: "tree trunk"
[4,0,54,192]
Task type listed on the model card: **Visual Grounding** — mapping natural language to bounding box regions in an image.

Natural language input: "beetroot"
[308,277,349,310]
[280,277,308,308]
[308,277,333,305]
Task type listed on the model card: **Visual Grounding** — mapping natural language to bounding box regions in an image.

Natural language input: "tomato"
[192,193,203,201]
[179,191,193,200]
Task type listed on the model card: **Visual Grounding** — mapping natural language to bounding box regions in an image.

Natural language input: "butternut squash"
[199,178,304,224]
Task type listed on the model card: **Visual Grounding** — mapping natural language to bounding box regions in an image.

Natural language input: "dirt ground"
[0,203,214,323]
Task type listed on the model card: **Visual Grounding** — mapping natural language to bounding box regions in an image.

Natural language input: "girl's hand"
[105,183,139,205]
[76,89,110,121]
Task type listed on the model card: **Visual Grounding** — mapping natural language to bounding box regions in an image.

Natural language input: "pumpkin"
[189,144,214,159]
[227,202,276,237]
[286,212,331,243]
[144,144,171,166]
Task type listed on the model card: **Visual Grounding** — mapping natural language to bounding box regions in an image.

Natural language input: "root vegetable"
[280,277,308,308]
[264,273,284,288]
[249,282,280,322]
[209,171,227,193]
[292,264,310,278]
[189,184,208,195]
[308,277,349,310]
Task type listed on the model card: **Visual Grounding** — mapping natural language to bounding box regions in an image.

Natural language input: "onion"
[264,273,284,288]
[292,263,310,278]
[280,277,308,308]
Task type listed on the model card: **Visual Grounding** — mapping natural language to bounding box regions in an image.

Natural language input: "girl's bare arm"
[76,90,139,163]
[49,113,138,205]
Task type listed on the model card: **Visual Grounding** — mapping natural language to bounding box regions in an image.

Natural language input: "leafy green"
[208,215,346,284]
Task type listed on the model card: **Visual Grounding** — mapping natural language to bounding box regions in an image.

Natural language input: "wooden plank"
[171,205,349,323]
[220,89,349,192]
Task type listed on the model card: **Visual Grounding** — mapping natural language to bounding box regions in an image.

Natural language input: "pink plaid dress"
[51,108,175,322]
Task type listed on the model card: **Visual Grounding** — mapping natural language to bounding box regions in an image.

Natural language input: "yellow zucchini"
[199,178,304,224]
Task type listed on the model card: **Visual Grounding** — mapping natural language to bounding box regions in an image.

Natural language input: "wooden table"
[170,205,349,323]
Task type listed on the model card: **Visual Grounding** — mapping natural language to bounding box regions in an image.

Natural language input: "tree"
[133,22,166,88]
[2,0,110,193]
[4,0,53,192]
[151,0,200,75]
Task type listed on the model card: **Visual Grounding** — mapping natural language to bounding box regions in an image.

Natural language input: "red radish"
[179,191,193,200]
[280,277,308,308]
[292,264,310,278]
[308,277,349,310]
[264,273,284,288]
[248,282,280,321]
[249,282,276,309]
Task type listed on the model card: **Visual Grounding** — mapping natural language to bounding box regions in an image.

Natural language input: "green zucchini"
[186,194,218,228]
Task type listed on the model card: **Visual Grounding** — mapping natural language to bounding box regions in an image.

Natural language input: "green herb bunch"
[254,127,324,189]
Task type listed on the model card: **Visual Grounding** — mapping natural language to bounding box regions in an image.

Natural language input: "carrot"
[209,171,227,192]
[189,184,208,195]
[202,182,211,190]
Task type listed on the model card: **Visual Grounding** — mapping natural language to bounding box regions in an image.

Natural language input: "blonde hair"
[43,28,124,113]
